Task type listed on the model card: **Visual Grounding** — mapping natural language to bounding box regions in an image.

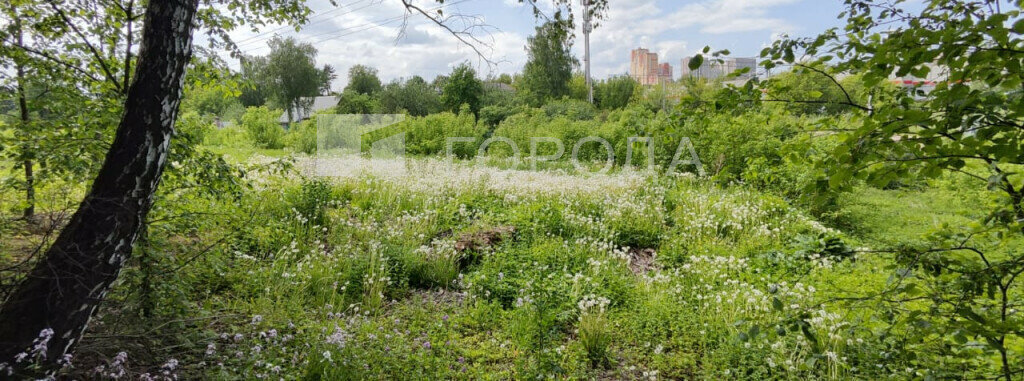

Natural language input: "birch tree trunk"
[0,0,200,372]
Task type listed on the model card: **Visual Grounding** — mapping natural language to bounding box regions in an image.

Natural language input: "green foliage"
[239,55,273,107]
[542,98,597,121]
[762,1,1024,378]
[441,63,484,116]
[263,36,335,124]
[241,106,285,149]
[6,0,1023,378]
[568,73,589,101]
[594,76,638,110]
[669,108,797,181]
[521,21,578,106]
[481,82,517,109]
[344,64,383,96]
[399,110,483,157]
[181,58,245,118]
[286,116,318,154]
[763,64,857,115]
[379,76,442,116]
[478,104,523,128]
[335,89,381,114]
[176,111,216,144]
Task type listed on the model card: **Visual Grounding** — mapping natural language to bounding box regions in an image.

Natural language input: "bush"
[594,76,638,110]
[286,117,318,154]
[542,98,597,121]
[241,106,285,149]
[400,108,484,157]
[176,111,215,144]
[203,125,248,147]
[669,108,798,181]
[478,104,524,128]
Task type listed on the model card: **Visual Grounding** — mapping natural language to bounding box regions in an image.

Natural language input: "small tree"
[238,55,272,107]
[441,63,483,116]
[344,64,382,96]
[521,21,577,106]
[379,76,441,116]
[594,76,638,110]
[265,36,335,124]
[241,106,285,149]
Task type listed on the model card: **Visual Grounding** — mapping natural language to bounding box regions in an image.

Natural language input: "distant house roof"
[279,95,339,124]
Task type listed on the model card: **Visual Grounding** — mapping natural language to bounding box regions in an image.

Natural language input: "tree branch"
[400,0,498,67]
[5,42,105,84]
[46,0,124,93]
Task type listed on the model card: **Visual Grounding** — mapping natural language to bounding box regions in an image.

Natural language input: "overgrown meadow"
[2,1,1023,377]
[3,90,1018,379]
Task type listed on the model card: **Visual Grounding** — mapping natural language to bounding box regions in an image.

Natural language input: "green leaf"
[1013,19,1024,34]
[688,55,704,71]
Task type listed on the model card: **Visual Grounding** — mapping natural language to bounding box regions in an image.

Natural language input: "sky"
[223,0,852,90]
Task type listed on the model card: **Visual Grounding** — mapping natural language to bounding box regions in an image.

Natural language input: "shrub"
[203,125,248,147]
[542,98,597,121]
[241,106,285,149]
[669,108,798,181]
[401,109,483,157]
[175,111,215,144]
[286,117,318,154]
[478,104,523,128]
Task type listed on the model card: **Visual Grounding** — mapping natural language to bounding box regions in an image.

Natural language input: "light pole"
[582,0,593,103]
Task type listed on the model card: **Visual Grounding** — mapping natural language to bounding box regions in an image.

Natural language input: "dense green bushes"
[241,106,285,149]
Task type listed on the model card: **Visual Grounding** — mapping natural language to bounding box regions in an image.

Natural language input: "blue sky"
[224,0,852,89]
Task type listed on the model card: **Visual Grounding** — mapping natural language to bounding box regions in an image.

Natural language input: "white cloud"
[223,0,530,90]
[564,0,804,79]
[218,0,808,88]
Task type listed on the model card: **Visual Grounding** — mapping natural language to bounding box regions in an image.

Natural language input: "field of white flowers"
[68,154,918,380]
[3,151,1000,379]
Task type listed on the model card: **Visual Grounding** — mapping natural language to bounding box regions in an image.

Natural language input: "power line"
[233,0,377,48]
[227,0,471,70]
[304,0,470,44]
[240,0,469,52]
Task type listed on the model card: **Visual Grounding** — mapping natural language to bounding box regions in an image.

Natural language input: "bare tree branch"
[400,0,499,67]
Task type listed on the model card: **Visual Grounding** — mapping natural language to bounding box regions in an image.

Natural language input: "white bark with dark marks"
[0,0,200,374]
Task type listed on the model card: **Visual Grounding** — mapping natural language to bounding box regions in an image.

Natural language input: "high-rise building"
[630,48,673,85]
[680,56,757,81]
[658,63,673,83]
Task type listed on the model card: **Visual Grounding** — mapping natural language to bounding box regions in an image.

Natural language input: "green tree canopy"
[344,64,383,96]
[520,21,577,106]
[441,63,483,116]
[594,76,638,110]
[265,36,335,124]
[379,75,441,116]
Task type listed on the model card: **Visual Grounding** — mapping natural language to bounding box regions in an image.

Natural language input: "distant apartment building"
[630,48,673,85]
[658,63,673,82]
[680,56,757,81]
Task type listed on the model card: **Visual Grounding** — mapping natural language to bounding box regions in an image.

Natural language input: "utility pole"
[582,0,593,103]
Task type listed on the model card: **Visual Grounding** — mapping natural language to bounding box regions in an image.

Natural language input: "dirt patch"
[628,248,659,275]
[454,226,515,253]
